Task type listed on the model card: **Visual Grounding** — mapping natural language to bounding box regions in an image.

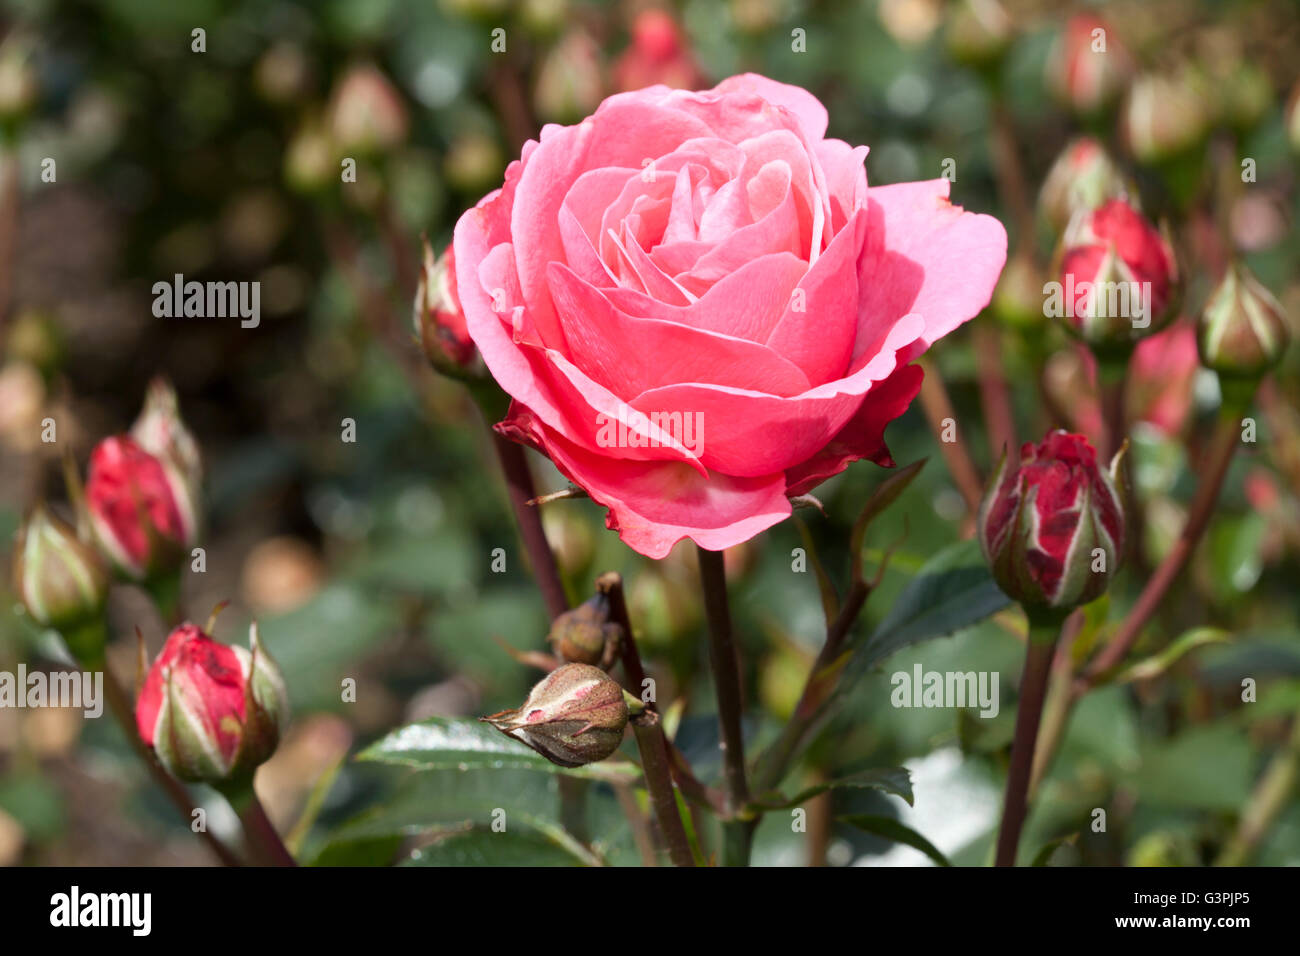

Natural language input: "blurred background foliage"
[0,0,1297,866]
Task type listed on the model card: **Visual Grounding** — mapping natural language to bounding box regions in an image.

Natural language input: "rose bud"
[481,663,628,768]
[547,592,622,668]
[86,435,199,580]
[327,62,408,155]
[612,9,704,93]
[1055,198,1179,352]
[12,505,109,630]
[1197,263,1291,381]
[136,621,289,784]
[413,239,484,379]
[1046,14,1134,115]
[1121,71,1210,165]
[284,120,334,195]
[992,252,1045,330]
[978,431,1125,612]
[533,28,604,124]
[944,0,1013,69]
[1037,137,1126,232]
[0,32,38,127]
[131,377,201,491]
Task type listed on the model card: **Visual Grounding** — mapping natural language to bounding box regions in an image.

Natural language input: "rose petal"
[629,313,924,476]
[855,179,1007,367]
[547,262,812,397]
[784,362,925,495]
[500,405,791,559]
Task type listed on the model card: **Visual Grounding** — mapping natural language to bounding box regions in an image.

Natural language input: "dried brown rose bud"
[482,663,628,768]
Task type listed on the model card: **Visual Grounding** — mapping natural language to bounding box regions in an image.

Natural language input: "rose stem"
[98,659,243,866]
[753,578,869,794]
[917,357,984,522]
[998,613,1060,868]
[994,614,1062,867]
[1214,710,1300,866]
[696,546,752,866]
[989,103,1035,248]
[972,322,1018,460]
[1078,409,1242,689]
[806,770,833,867]
[0,152,17,340]
[1027,610,1084,799]
[236,790,298,867]
[1098,357,1128,463]
[491,434,570,621]
[599,572,695,867]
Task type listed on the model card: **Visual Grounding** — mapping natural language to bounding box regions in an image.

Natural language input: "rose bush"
[454,74,1006,558]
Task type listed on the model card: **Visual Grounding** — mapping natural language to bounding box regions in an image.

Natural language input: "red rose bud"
[136,621,288,784]
[86,435,199,579]
[1037,137,1126,232]
[482,663,628,767]
[1055,198,1178,351]
[1121,71,1210,165]
[613,9,704,93]
[327,62,408,155]
[1198,263,1291,381]
[12,505,109,629]
[414,239,485,379]
[978,431,1125,611]
[1046,14,1134,115]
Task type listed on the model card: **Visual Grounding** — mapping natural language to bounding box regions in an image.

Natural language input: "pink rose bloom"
[455,74,1007,557]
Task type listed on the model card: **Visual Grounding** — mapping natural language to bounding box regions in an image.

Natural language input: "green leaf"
[329,769,562,844]
[853,538,1010,673]
[839,814,951,866]
[400,826,589,867]
[753,767,913,810]
[1133,726,1253,811]
[317,767,629,866]
[356,716,639,783]
[794,514,839,628]
[1030,834,1078,867]
[850,458,927,584]
[309,835,403,867]
[1113,627,1231,684]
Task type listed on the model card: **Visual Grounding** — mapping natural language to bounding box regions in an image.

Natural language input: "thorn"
[526,485,588,506]
[789,494,826,516]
